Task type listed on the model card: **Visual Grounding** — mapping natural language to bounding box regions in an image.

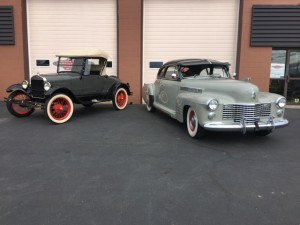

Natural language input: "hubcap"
[50,97,71,120]
[116,90,127,108]
[189,111,196,131]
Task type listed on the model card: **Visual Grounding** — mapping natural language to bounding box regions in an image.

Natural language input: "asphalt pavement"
[0,101,299,225]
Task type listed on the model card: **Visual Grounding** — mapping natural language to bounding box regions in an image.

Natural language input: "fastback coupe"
[5,49,131,124]
[142,59,289,138]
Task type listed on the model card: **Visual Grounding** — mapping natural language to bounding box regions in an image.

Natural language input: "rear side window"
[165,66,177,80]
[157,67,166,79]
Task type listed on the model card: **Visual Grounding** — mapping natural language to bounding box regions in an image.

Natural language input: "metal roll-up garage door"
[143,0,239,84]
[27,0,117,77]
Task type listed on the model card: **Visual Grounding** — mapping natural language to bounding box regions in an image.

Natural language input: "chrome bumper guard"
[203,117,289,134]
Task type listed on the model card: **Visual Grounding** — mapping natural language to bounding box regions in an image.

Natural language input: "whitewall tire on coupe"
[186,107,205,138]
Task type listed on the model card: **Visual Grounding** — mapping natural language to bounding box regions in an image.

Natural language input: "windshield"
[180,65,231,79]
[58,57,84,74]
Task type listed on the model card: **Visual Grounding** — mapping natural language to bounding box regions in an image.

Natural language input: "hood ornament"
[251,91,256,100]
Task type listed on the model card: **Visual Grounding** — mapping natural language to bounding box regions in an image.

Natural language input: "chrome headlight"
[44,81,51,91]
[207,99,219,111]
[22,80,29,89]
[276,97,286,108]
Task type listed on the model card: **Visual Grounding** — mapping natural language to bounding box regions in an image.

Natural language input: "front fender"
[6,84,24,93]
[176,92,213,123]
[45,86,70,96]
[45,87,78,102]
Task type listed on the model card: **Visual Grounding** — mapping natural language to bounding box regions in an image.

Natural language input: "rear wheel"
[146,95,156,112]
[113,87,128,110]
[186,107,205,138]
[6,91,35,117]
[45,93,74,124]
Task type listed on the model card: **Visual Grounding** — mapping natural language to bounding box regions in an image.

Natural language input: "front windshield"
[180,65,230,79]
[58,57,84,74]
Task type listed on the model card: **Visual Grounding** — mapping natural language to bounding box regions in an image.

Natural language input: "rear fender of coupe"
[142,83,155,106]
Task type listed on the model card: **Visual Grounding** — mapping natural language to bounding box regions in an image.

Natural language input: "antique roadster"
[142,59,289,138]
[5,49,131,124]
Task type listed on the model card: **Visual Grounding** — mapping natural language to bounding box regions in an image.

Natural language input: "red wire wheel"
[45,94,74,124]
[113,88,128,110]
[6,91,35,117]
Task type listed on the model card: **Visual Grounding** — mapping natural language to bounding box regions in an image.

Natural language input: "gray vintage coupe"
[142,59,289,138]
[5,49,131,124]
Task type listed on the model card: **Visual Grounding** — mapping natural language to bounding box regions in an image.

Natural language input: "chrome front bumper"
[203,118,289,134]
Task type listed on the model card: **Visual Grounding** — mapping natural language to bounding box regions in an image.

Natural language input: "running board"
[153,102,176,118]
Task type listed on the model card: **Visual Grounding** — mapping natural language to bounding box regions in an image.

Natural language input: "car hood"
[40,73,81,82]
[181,78,260,103]
[32,73,81,82]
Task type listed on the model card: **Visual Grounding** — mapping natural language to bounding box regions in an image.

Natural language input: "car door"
[81,75,106,96]
[81,58,106,96]
[156,66,180,112]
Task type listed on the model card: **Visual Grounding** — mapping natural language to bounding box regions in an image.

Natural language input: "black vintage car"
[5,49,131,124]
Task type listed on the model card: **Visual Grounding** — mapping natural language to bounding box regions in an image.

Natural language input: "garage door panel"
[27,0,117,77]
[144,0,239,85]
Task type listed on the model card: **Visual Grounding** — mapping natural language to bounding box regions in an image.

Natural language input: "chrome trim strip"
[180,86,202,93]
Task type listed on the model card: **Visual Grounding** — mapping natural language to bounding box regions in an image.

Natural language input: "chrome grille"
[222,104,271,123]
[31,77,44,98]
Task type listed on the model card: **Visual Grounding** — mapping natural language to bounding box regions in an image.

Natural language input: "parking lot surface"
[0,101,299,225]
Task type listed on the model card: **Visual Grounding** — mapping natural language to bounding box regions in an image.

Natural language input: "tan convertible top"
[56,49,109,59]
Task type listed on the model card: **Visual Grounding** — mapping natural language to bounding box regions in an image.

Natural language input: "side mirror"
[171,73,178,80]
[243,77,251,82]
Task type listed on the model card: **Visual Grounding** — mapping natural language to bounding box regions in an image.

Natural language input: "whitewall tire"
[113,88,128,110]
[186,107,205,138]
[45,94,74,124]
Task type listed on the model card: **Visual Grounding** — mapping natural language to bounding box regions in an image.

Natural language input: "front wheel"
[45,93,74,124]
[6,91,35,117]
[186,107,205,138]
[113,88,128,110]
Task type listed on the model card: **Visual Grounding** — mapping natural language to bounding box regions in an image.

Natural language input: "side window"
[212,67,227,77]
[157,67,166,79]
[165,66,177,80]
[85,58,101,75]
[200,67,210,76]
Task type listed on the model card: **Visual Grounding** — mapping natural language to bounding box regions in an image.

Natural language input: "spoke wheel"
[113,88,128,110]
[45,94,74,124]
[186,107,205,138]
[6,91,35,117]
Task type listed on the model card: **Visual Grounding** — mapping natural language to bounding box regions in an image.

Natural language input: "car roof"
[56,49,109,59]
[163,59,230,67]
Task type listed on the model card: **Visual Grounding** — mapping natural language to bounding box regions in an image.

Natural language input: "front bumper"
[203,118,289,134]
